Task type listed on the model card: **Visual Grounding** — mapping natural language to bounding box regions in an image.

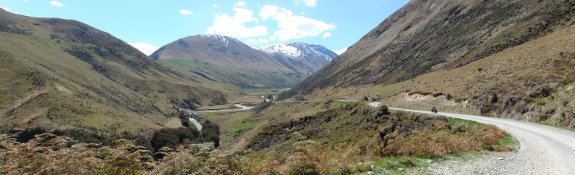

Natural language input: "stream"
[179,103,257,132]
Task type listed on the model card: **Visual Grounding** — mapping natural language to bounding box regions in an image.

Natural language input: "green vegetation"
[24,69,49,87]
[150,121,220,151]
[163,59,299,89]
[490,135,518,152]
[238,103,513,174]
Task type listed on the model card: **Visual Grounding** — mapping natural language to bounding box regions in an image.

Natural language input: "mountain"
[280,0,575,127]
[263,42,335,77]
[0,9,229,136]
[151,35,336,88]
[283,0,575,97]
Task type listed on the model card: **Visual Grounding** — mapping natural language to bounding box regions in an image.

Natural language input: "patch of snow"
[263,42,336,61]
[200,34,229,47]
[263,43,302,58]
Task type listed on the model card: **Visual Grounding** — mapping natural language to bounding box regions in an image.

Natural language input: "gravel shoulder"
[390,108,575,175]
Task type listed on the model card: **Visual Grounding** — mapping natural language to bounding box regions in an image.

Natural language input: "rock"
[498,157,504,160]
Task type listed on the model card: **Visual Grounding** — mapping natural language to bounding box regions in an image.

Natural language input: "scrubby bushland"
[471,52,575,128]
[0,133,241,174]
[150,127,200,151]
[0,103,513,175]
[8,127,153,150]
[243,103,512,174]
[24,69,49,87]
[150,121,221,151]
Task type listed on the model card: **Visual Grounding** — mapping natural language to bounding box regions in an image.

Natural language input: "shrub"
[150,127,199,151]
[24,69,48,87]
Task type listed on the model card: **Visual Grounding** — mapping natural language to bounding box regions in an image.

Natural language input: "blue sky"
[0,0,408,55]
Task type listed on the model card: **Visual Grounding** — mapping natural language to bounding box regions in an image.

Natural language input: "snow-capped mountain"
[199,34,231,47]
[263,42,337,61]
[263,42,336,77]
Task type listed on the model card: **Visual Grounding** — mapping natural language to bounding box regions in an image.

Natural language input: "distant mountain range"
[151,35,336,88]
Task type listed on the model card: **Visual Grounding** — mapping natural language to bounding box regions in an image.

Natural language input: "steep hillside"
[284,0,575,97]
[294,25,575,128]
[263,42,335,77]
[151,35,300,88]
[0,9,231,136]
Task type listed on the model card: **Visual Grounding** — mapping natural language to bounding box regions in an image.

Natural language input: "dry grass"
[237,103,513,174]
[296,26,575,128]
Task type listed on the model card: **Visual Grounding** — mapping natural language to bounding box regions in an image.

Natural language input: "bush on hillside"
[150,127,199,151]
[150,121,221,151]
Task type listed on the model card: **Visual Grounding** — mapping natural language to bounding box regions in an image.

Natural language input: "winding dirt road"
[389,107,575,175]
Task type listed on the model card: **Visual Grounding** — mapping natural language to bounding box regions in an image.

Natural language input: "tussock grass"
[238,103,513,174]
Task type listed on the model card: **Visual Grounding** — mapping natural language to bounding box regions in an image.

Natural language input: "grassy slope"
[202,100,348,150]
[283,0,575,97]
[162,59,300,89]
[297,25,575,128]
[238,103,514,174]
[0,12,237,137]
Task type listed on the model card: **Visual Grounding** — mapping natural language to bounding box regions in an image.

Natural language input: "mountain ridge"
[151,34,336,88]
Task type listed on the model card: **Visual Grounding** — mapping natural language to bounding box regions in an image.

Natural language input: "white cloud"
[234,1,246,7]
[260,5,335,41]
[245,39,258,45]
[258,38,270,44]
[334,48,347,55]
[179,9,193,15]
[206,4,268,39]
[322,32,331,39]
[128,42,158,56]
[295,0,318,7]
[212,4,219,8]
[50,1,63,7]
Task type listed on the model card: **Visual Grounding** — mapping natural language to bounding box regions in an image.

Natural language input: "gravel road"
[390,108,575,175]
